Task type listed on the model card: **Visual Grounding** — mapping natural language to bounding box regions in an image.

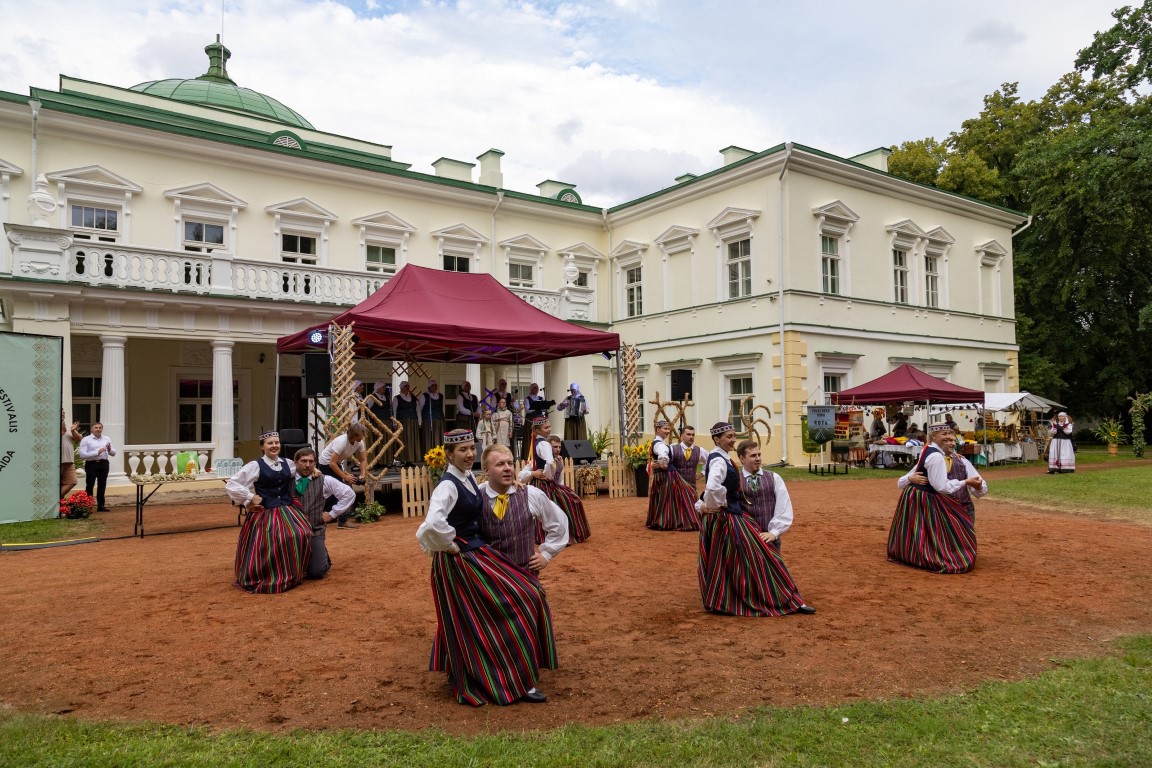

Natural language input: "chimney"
[848,147,893,173]
[536,179,577,199]
[719,145,756,165]
[675,173,697,184]
[431,157,475,182]
[477,149,504,187]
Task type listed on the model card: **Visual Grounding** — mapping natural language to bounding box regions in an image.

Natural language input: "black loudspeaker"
[561,439,598,464]
[670,369,693,401]
[302,353,331,397]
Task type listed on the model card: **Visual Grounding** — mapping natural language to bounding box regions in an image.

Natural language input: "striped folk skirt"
[645,469,701,531]
[887,486,977,574]
[429,542,557,706]
[697,511,807,617]
[233,502,313,594]
[531,478,591,543]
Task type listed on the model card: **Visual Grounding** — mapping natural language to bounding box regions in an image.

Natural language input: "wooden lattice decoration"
[621,344,640,443]
[326,323,358,441]
[648,391,694,441]
[727,395,774,447]
[388,356,430,383]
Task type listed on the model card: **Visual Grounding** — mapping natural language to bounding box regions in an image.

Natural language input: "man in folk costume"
[293,447,356,579]
[645,419,701,531]
[419,379,446,459]
[887,416,978,574]
[522,413,592,543]
[455,380,479,431]
[670,424,705,492]
[392,381,421,465]
[1047,411,1075,474]
[696,423,815,617]
[736,439,794,552]
[521,382,546,459]
[899,433,987,523]
[557,383,589,441]
[416,429,555,706]
[478,443,569,572]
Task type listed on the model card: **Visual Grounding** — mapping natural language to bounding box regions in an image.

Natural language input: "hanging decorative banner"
[807,405,837,444]
[0,332,62,523]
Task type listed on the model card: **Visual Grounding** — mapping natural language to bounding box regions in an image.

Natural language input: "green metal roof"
[129,37,314,130]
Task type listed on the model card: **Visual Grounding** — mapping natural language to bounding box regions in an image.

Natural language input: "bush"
[353,501,386,523]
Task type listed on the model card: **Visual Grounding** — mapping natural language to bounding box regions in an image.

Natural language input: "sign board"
[0,332,63,523]
[213,458,245,478]
[807,405,837,444]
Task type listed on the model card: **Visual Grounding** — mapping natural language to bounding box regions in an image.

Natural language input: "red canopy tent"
[277,264,619,363]
[829,364,983,405]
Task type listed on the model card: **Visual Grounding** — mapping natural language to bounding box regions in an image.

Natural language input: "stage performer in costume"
[419,379,446,458]
[392,381,421,465]
[293,447,356,580]
[492,397,514,449]
[522,414,591,543]
[1047,411,1075,474]
[366,382,396,467]
[455,381,479,431]
[475,405,495,453]
[416,429,555,706]
[557,383,589,441]
[645,419,700,531]
[225,431,314,593]
[521,382,546,459]
[899,436,987,523]
[478,443,568,571]
[736,439,794,552]
[887,418,978,574]
[318,422,367,529]
[696,422,815,617]
[670,425,705,491]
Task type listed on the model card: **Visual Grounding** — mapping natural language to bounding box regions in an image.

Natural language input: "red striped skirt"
[887,486,977,574]
[697,511,806,617]
[429,542,557,706]
[646,469,701,531]
[531,478,591,543]
[233,502,313,594]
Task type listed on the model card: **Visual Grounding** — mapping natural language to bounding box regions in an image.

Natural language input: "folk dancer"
[670,425,705,492]
[392,381,422,464]
[292,447,356,580]
[645,419,700,531]
[419,379,446,458]
[521,382,546,459]
[475,405,495,453]
[479,443,569,572]
[416,429,555,706]
[737,440,793,552]
[557,383,589,441]
[78,421,116,512]
[347,379,366,425]
[1047,412,1076,474]
[455,381,480,431]
[522,413,592,543]
[887,417,978,574]
[225,430,314,593]
[899,436,987,523]
[318,422,367,529]
[492,397,514,449]
[696,422,815,616]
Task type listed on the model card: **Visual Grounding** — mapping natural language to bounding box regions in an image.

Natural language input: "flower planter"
[633,466,649,498]
[1108,443,1119,456]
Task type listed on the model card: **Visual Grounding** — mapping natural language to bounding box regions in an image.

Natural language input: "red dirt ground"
[2,468,1151,735]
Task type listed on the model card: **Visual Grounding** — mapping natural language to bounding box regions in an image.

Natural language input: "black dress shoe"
[520,689,548,703]
[795,605,816,615]
[97,507,111,512]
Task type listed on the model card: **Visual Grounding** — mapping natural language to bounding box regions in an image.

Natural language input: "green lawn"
[2,635,1150,767]
[990,465,1152,524]
[0,516,107,544]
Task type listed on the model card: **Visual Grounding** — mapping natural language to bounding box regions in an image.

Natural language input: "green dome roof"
[130,38,314,130]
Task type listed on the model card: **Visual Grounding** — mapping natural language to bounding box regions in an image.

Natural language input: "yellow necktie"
[945,456,953,473]
[492,494,509,520]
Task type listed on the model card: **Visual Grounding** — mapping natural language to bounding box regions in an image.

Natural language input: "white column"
[466,363,481,395]
[391,362,403,395]
[531,362,546,397]
[99,334,128,485]
[211,339,235,459]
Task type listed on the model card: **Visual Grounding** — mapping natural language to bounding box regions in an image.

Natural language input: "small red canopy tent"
[829,364,983,404]
[276,264,619,363]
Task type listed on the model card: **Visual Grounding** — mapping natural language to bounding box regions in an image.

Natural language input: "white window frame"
[887,219,928,306]
[266,198,337,266]
[975,240,1009,317]
[166,184,246,256]
[893,248,909,304]
[821,235,841,295]
[182,217,227,254]
[612,241,648,319]
[707,207,761,303]
[924,253,940,308]
[924,227,954,310]
[624,263,644,318]
[500,234,549,289]
[353,211,415,279]
[726,238,752,299]
[814,352,860,405]
[169,368,252,442]
[47,165,142,244]
[71,369,103,434]
[365,243,398,275]
[725,374,755,431]
[813,201,858,297]
[281,232,319,265]
[508,260,536,288]
[432,224,488,274]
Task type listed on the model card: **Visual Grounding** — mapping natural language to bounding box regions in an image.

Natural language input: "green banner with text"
[0,332,63,524]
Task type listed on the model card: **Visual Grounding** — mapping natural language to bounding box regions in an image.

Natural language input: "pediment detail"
[557,242,605,261]
[431,223,488,243]
[499,233,550,252]
[0,158,24,176]
[46,164,142,193]
[265,197,337,221]
[165,183,247,208]
[351,211,416,233]
[812,200,860,223]
[610,239,649,259]
[706,206,761,231]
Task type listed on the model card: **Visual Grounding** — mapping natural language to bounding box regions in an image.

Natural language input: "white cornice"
[45,164,143,193]
[499,233,550,252]
[165,182,247,208]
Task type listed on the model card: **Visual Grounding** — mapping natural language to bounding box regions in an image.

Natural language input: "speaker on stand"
[670,369,693,431]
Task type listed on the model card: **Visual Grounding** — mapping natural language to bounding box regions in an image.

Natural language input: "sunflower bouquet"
[621,439,652,470]
[424,444,448,483]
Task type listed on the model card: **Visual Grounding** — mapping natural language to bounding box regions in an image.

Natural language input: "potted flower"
[1092,417,1128,456]
[423,444,448,484]
[621,439,652,497]
[59,490,95,519]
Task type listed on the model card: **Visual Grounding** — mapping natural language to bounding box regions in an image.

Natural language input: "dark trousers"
[317,463,348,521]
[84,459,110,509]
[306,525,331,579]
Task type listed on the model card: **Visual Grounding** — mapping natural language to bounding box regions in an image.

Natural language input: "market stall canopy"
[984,392,1065,412]
[829,364,984,404]
[276,264,620,363]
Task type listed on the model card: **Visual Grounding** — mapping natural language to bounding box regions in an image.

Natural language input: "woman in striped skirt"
[646,419,701,531]
[224,431,314,593]
[522,415,591,543]
[416,429,554,706]
[887,420,978,574]
[696,423,815,617]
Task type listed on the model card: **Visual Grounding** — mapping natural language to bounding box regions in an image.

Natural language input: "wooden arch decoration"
[728,395,773,447]
[648,391,694,442]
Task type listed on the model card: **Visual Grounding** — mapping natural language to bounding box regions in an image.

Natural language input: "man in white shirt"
[78,422,116,511]
[736,440,794,551]
[478,444,568,572]
[899,428,988,521]
[318,423,367,529]
[293,447,356,580]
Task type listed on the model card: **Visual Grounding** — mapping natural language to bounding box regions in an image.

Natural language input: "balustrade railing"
[70,244,213,293]
[123,444,215,478]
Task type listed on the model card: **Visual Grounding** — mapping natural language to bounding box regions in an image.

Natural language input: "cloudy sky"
[0,0,1122,206]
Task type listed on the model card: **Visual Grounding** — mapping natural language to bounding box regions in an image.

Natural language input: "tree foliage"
[885,5,1152,417]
